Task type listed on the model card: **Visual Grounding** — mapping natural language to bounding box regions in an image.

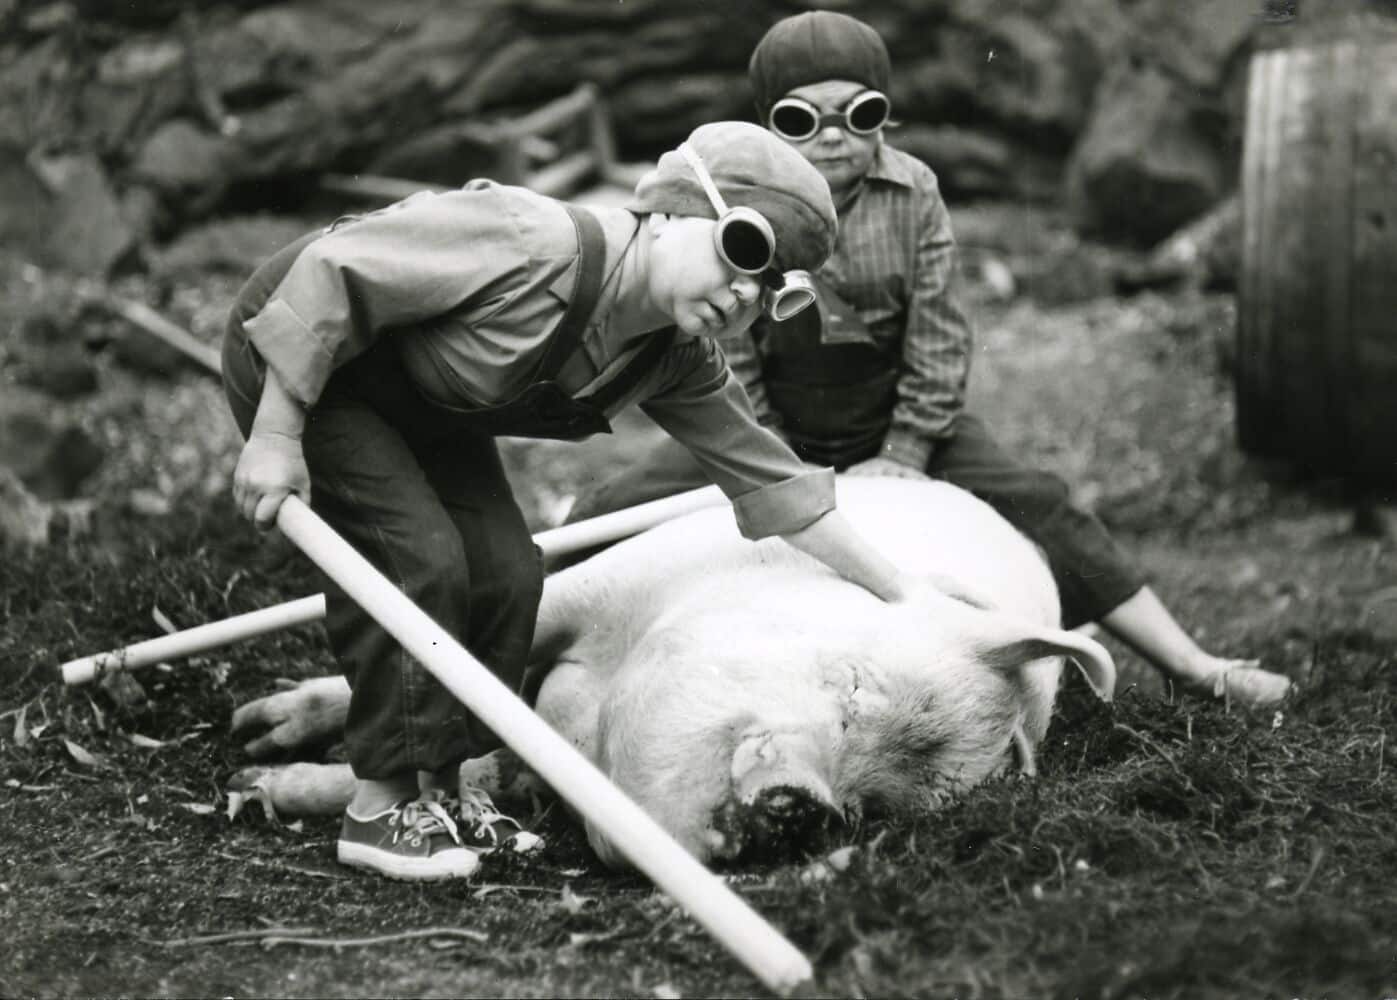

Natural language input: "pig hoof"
[224,767,280,823]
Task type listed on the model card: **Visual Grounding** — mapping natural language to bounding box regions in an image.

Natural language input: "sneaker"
[1191,660,1293,709]
[454,785,545,856]
[336,790,481,881]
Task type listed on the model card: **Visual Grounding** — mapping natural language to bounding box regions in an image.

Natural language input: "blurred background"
[1,0,1394,540]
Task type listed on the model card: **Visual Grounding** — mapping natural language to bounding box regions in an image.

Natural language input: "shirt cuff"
[731,467,836,540]
[881,429,934,472]
[244,298,334,408]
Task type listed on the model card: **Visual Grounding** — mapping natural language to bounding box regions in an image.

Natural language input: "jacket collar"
[864,141,917,189]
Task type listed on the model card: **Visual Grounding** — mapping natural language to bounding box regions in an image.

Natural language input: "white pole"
[59,485,726,686]
[60,595,328,687]
[273,496,814,996]
[533,484,723,559]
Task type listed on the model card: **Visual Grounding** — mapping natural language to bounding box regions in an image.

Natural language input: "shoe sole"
[336,841,481,881]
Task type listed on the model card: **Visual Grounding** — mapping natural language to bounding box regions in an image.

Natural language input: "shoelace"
[395,793,462,847]
[457,786,521,846]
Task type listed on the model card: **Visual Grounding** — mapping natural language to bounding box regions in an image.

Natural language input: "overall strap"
[580,326,680,413]
[533,204,609,382]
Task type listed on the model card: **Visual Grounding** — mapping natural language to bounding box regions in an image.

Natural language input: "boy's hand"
[893,571,995,611]
[845,457,927,480]
[233,430,310,530]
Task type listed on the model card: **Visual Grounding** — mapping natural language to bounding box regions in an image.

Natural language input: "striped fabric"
[725,142,974,470]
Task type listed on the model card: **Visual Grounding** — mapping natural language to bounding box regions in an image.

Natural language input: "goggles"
[677,142,817,322]
[768,90,891,143]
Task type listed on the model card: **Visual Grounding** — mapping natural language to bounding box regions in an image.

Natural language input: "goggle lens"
[763,270,816,321]
[716,212,775,274]
[769,91,890,142]
[847,92,890,133]
[770,102,818,141]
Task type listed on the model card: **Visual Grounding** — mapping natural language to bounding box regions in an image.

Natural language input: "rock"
[5,0,1395,247]
[130,120,236,213]
[0,463,95,548]
[0,386,104,500]
[1064,58,1228,245]
[152,215,312,278]
[0,145,50,252]
[894,125,1021,201]
[34,153,141,275]
[1114,194,1242,293]
[10,305,101,399]
[914,14,1099,142]
[0,149,140,276]
[0,466,51,548]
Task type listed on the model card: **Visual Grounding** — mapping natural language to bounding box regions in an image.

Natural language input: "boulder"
[29,152,141,274]
[0,148,141,275]
[1064,59,1229,246]
[0,465,96,549]
[0,386,104,500]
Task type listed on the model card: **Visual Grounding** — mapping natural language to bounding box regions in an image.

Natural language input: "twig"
[163,926,317,947]
[471,882,558,898]
[1113,722,1189,783]
[1285,841,1326,900]
[214,850,346,880]
[261,927,488,950]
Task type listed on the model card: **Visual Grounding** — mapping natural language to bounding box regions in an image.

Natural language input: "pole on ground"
[59,485,725,686]
[273,495,813,995]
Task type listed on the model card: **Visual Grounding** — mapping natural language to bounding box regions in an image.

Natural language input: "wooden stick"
[59,485,725,686]
[100,295,223,375]
[273,495,812,994]
[61,595,327,686]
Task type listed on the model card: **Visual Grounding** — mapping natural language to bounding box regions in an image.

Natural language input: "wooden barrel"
[1236,28,1397,487]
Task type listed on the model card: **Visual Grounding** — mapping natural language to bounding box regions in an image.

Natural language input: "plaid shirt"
[723,143,973,470]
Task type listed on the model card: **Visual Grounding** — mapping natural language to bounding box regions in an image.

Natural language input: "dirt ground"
[1,205,1394,999]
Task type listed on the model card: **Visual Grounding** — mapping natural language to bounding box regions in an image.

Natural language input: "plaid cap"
[748,11,892,119]
[627,120,837,273]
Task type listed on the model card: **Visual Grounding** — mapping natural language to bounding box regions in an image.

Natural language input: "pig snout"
[711,727,846,862]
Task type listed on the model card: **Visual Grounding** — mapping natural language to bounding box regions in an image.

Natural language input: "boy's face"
[646,214,763,336]
[770,79,882,198]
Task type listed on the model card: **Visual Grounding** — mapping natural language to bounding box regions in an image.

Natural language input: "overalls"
[223,206,670,778]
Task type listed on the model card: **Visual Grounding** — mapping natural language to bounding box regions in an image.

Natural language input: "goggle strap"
[678,142,731,216]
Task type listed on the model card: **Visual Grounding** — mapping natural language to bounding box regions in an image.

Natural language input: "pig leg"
[230,675,351,758]
[226,751,550,826]
[458,748,550,809]
[226,761,356,821]
[1011,725,1037,777]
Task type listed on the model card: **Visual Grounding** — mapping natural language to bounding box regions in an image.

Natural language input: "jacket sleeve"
[241,185,527,407]
[639,335,833,540]
[881,177,974,471]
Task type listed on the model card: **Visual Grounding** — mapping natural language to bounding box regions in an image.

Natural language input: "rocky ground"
[1,204,1393,998]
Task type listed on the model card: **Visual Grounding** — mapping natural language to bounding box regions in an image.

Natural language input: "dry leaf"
[559,883,591,915]
[151,605,178,635]
[827,846,858,871]
[652,983,682,999]
[63,738,106,769]
[125,733,166,749]
[12,706,28,747]
[176,802,217,816]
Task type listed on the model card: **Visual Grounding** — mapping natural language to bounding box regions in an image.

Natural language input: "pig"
[228,476,1115,868]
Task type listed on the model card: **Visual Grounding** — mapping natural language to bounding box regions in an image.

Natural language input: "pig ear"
[974,621,1116,702]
